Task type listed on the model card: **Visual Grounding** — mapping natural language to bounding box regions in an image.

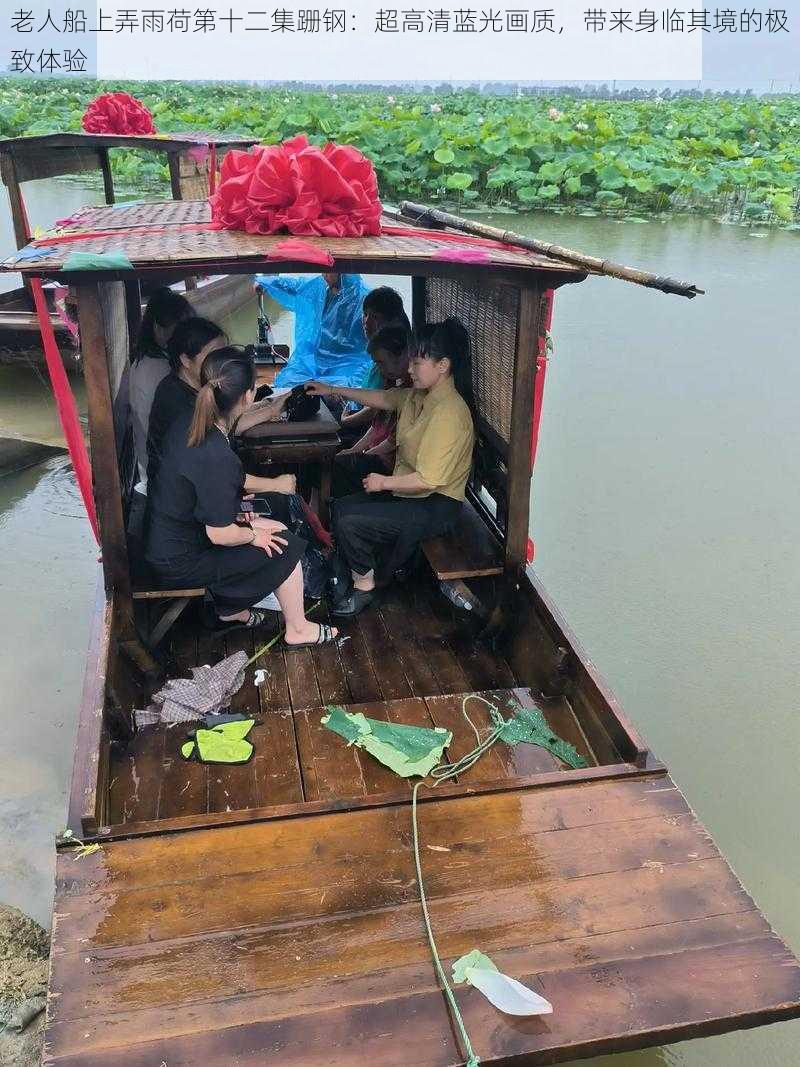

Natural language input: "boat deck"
[48,773,800,1066]
[111,578,597,826]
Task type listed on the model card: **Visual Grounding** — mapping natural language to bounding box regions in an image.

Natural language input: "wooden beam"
[504,284,542,577]
[167,152,183,200]
[4,144,102,184]
[76,282,133,623]
[65,577,112,839]
[0,152,30,249]
[99,148,115,205]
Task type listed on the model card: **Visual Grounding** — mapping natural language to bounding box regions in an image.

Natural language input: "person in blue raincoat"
[253,272,372,389]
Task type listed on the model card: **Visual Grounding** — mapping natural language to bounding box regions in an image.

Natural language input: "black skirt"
[150,533,306,614]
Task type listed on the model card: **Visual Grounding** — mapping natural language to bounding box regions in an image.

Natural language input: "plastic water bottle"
[439,579,478,613]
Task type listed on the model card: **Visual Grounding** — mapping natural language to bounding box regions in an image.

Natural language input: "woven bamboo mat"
[60,200,211,232]
[2,202,583,277]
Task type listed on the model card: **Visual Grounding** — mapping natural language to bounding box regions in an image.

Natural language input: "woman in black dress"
[146,346,337,646]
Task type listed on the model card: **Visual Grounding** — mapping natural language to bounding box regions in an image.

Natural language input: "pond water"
[0,179,798,1066]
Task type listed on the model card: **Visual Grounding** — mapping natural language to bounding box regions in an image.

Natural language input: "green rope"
[412,780,480,1067]
[411,691,581,1065]
[246,602,321,667]
[410,693,501,1067]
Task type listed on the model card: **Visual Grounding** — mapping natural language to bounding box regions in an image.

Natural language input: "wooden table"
[235,399,340,524]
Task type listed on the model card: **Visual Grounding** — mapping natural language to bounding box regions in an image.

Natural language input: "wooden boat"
[0,132,258,366]
[4,202,799,1066]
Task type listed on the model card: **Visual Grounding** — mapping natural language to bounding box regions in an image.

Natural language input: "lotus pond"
[1,79,799,225]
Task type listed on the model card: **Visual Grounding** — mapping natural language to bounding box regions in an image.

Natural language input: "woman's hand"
[251,517,287,533]
[305,380,334,397]
[363,472,388,493]
[251,522,288,557]
[271,473,297,495]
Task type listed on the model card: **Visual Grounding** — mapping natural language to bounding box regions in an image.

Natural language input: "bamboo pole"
[400,201,704,299]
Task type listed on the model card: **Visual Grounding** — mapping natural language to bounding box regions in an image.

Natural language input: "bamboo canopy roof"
[0,199,591,284]
[0,131,257,156]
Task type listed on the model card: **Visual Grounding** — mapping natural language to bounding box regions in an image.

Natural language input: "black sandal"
[214,608,269,634]
[284,622,339,650]
[330,588,375,617]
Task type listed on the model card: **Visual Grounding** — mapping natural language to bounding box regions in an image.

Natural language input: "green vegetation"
[1,79,798,225]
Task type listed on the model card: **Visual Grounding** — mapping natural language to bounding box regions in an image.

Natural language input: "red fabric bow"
[81,92,157,136]
[268,238,335,267]
[210,135,382,238]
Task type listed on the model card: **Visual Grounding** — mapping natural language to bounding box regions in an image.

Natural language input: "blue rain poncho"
[255,273,375,389]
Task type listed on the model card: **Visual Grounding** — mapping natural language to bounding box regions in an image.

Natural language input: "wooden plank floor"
[109,685,594,823]
[46,775,800,1065]
[110,580,595,825]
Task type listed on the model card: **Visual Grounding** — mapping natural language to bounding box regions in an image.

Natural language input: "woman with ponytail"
[307,317,475,616]
[146,346,337,645]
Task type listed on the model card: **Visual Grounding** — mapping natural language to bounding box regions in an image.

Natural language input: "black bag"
[285,384,321,422]
[286,494,330,600]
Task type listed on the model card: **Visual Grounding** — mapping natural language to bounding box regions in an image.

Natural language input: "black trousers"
[332,452,388,499]
[333,491,462,580]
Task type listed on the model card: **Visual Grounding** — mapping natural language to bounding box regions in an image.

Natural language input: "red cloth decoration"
[210,135,382,238]
[267,238,335,267]
[299,498,333,549]
[81,92,157,136]
[30,279,99,544]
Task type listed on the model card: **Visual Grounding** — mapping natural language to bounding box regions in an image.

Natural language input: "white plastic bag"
[452,949,552,1017]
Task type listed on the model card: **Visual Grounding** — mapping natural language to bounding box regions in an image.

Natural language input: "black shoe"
[330,588,375,617]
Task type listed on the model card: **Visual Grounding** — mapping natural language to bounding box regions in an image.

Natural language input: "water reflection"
[0,458,96,928]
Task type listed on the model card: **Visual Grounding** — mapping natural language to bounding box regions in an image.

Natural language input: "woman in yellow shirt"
[307,318,475,616]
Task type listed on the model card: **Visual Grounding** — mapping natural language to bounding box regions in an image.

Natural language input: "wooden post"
[167,152,183,200]
[76,283,134,625]
[167,153,199,289]
[0,150,33,301]
[0,151,30,248]
[504,284,542,579]
[99,147,115,205]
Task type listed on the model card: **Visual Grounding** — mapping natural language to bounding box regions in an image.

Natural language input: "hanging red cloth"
[30,279,100,544]
[527,288,554,565]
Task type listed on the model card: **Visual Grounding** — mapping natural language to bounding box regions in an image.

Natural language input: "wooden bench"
[132,587,205,648]
[422,500,503,580]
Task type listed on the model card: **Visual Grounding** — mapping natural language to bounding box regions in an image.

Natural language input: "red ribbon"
[30,279,99,543]
[33,222,223,248]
